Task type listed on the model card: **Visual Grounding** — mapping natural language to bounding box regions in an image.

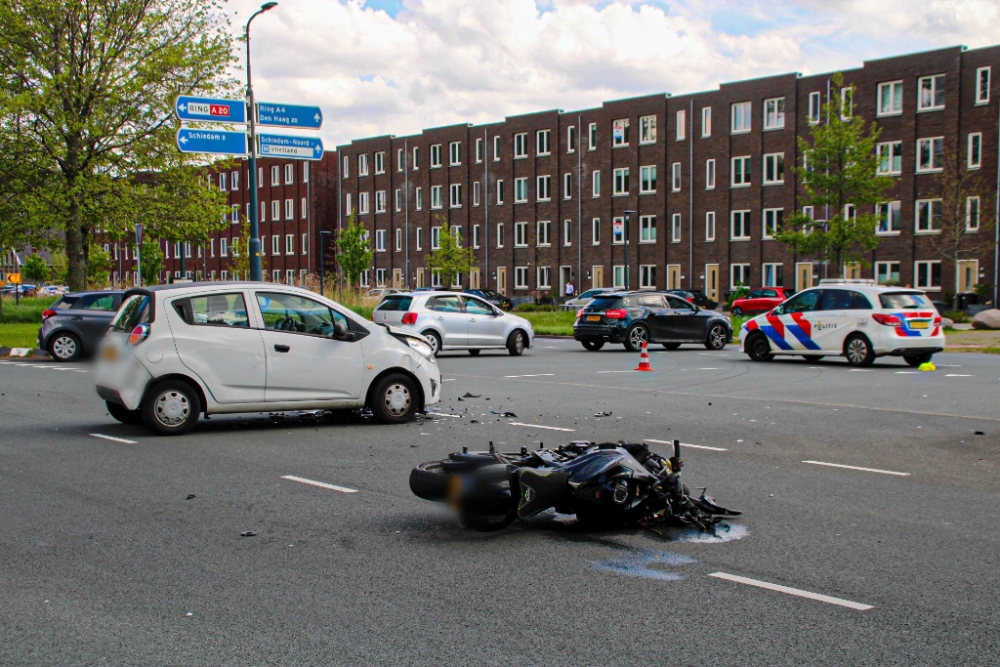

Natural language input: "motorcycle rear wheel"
[409,461,450,501]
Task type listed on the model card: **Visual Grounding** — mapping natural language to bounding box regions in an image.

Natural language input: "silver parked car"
[562,287,614,311]
[373,291,534,356]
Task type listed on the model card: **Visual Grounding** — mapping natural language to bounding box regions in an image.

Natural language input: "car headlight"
[406,337,434,359]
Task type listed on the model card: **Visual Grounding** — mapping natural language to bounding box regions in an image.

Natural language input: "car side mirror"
[333,321,348,340]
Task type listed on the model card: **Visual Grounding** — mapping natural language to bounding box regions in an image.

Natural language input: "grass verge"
[0,296,59,324]
[519,311,576,336]
[0,323,41,349]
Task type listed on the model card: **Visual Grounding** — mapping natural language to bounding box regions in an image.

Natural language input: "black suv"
[37,291,124,361]
[574,291,732,351]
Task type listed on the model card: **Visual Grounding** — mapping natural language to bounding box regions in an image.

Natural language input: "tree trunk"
[65,196,86,292]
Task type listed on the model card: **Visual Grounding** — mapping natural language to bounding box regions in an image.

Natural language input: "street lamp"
[319,230,332,297]
[623,209,636,290]
[246,1,278,282]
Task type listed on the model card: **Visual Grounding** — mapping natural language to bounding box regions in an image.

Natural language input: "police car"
[739,279,945,367]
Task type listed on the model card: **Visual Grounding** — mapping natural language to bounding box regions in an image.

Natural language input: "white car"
[95,282,441,435]
[739,279,945,367]
[372,291,533,356]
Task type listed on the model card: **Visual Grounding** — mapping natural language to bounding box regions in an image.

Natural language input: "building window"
[640,115,657,143]
[967,196,981,231]
[431,226,441,250]
[763,263,784,288]
[514,221,528,247]
[763,208,783,239]
[673,111,684,141]
[272,235,280,255]
[395,189,402,212]
[731,101,751,134]
[536,129,551,156]
[342,155,349,178]
[218,172,227,191]
[514,177,528,203]
[563,173,572,199]
[375,229,386,253]
[731,210,751,240]
[536,266,551,289]
[496,179,504,204]
[671,163,681,192]
[968,133,982,169]
[429,270,441,287]
[231,205,240,224]
[283,198,293,219]
[808,91,821,124]
[415,187,423,210]
[271,165,280,185]
[345,193,352,214]
[701,106,711,137]
[375,190,386,214]
[613,265,626,288]
[592,218,601,245]
[705,211,716,241]
[472,138,482,164]
[917,137,944,172]
[876,201,902,234]
[732,156,751,186]
[536,220,551,246]
[493,135,500,161]
[430,185,443,209]
[613,168,629,196]
[473,181,480,206]
[977,67,991,105]
[916,198,943,233]
[396,148,404,172]
[271,199,281,220]
[588,122,597,150]
[705,159,716,190]
[394,228,403,252]
[453,226,462,247]
[639,265,656,289]
[416,227,423,250]
[671,214,681,243]
[536,175,551,201]
[914,260,942,290]
[496,223,504,248]
[301,197,307,219]
[764,97,785,129]
[514,133,528,158]
[612,118,629,147]
[592,170,600,197]
[875,261,900,285]
[220,238,228,256]
[231,171,239,190]
[449,141,461,166]
[763,153,784,185]
[473,224,481,248]
[840,86,853,119]
[358,192,369,215]
[563,219,572,246]
[918,74,945,110]
[430,144,442,167]
[640,166,657,194]
[731,263,750,288]
[412,146,419,170]
[640,215,657,243]
[372,152,384,175]
[285,234,294,255]
[612,216,624,244]
[450,183,462,208]
[878,81,903,116]
[515,266,529,289]
[877,142,903,175]
[567,125,576,153]
[357,155,368,176]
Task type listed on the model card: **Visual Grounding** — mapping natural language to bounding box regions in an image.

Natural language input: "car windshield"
[111,294,149,332]
[376,296,413,311]
[880,292,931,310]
[587,296,624,311]
[578,290,601,299]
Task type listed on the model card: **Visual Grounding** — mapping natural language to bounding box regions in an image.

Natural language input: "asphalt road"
[1,340,998,665]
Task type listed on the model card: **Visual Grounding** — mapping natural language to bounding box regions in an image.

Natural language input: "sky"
[224,0,1000,148]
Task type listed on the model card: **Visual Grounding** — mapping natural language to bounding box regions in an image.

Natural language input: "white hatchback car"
[95,283,441,435]
[739,280,945,367]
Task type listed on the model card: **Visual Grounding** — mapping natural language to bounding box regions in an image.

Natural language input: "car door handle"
[436,316,444,320]
[274,344,290,353]
[469,317,476,322]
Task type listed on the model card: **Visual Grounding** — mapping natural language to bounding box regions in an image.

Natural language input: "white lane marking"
[802,460,910,476]
[938,364,962,367]
[509,422,575,432]
[281,475,357,494]
[645,439,728,452]
[73,369,91,373]
[946,374,973,377]
[503,373,554,378]
[597,370,636,374]
[895,371,921,374]
[848,369,872,372]
[89,433,137,444]
[681,368,721,371]
[428,413,461,418]
[441,378,456,382]
[708,572,873,611]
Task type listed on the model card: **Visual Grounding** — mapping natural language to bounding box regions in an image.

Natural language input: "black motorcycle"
[410,440,740,532]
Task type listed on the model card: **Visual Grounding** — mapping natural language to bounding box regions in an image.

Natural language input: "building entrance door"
[796,262,813,291]
[958,259,979,293]
[593,266,604,288]
[705,264,719,302]
[497,267,507,295]
[667,264,681,289]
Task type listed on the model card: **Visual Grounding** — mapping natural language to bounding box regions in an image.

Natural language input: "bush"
[512,303,558,313]
[0,296,59,323]
[944,310,971,323]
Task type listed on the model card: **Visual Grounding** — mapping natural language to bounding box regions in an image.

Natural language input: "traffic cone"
[635,341,654,371]
[918,361,936,372]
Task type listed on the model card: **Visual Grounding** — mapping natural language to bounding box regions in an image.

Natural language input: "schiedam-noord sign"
[257,133,324,160]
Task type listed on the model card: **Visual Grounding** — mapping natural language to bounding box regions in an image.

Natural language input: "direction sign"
[175,95,247,124]
[6,273,21,284]
[176,128,248,156]
[256,102,323,129]
[258,133,324,160]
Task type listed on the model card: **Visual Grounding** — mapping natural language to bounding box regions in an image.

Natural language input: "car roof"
[124,282,324,300]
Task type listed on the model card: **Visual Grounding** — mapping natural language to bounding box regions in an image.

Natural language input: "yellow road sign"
[6,273,21,284]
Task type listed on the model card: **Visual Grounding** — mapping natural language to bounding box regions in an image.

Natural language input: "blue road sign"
[175,95,247,124]
[258,133,324,160]
[256,102,323,129]
[176,128,248,155]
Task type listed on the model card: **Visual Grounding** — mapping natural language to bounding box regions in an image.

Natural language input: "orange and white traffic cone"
[635,340,654,371]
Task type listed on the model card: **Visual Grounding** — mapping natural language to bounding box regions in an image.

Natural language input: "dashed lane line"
[281,475,357,494]
[802,460,910,476]
[645,439,728,452]
[708,572,873,611]
[946,374,974,377]
[89,433,137,444]
[508,422,575,432]
[503,373,555,378]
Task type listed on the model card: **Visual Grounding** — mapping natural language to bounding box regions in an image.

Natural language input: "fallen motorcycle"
[409,440,740,532]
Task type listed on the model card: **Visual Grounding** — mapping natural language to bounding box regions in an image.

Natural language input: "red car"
[731,287,794,315]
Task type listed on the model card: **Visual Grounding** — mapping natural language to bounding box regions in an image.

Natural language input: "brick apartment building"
[336,44,1000,303]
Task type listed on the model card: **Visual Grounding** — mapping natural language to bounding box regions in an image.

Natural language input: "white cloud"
[225,0,997,147]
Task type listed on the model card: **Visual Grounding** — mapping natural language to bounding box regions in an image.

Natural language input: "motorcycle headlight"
[406,337,434,359]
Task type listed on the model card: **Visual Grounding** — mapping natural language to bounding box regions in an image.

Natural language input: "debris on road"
[186,494,196,500]
[462,392,482,398]
[594,411,613,417]
[240,531,257,537]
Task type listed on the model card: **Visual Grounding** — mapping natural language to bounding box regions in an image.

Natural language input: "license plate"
[910,320,929,329]
[587,315,601,322]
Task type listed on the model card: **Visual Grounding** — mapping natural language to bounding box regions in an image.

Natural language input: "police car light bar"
[818,279,876,285]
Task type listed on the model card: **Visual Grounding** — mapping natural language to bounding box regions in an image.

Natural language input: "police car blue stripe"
[785,324,823,350]
[760,325,794,350]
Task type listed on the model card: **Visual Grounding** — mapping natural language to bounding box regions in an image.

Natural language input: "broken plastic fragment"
[240,531,257,537]
[594,411,612,417]
[462,392,482,398]
[186,494,196,500]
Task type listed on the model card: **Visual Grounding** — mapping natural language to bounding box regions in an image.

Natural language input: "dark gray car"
[38,291,123,361]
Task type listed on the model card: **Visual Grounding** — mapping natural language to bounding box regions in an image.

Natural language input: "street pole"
[623,209,636,290]
[246,2,278,282]
[135,223,143,287]
[319,230,332,298]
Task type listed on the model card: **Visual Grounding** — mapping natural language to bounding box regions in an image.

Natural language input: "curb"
[0,347,50,359]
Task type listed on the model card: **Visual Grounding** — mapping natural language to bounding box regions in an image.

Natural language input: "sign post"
[135,223,143,286]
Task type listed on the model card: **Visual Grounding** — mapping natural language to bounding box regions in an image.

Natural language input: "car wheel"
[582,340,604,351]
[468,349,481,356]
[662,342,682,350]
[904,353,933,367]
[370,373,419,424]
[732,306,743,316]
[745,332,774,362]
[507,330,526,356]
[704,324,728,350]
[624,325,648,352]
[844,334,876,367]
[106,401,143,425]
[420,330,442,356]
[141,380,200,435]
[49,332,81,362]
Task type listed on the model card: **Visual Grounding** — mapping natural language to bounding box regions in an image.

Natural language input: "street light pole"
[246,2,278,282]
[623,209,636,290]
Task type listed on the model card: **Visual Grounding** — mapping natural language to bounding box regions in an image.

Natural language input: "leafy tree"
[920,149,995,304]
[0,0,237,291]
[21,254,49,285]
[774,72,895,275]
[86,244,114,287]
[426,220,475,287]
[337,211,372,288]
[138,238,164,286]
[229,220,266,281]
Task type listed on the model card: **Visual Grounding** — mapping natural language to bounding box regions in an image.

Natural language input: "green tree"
[426,220,475,287]
[0,0,237,291]
[86,244,114,287]
[337,211,372,288]
[21,254,49,285]
[774,72,895,275]
[138,238,164,286]
[229,220,266,281]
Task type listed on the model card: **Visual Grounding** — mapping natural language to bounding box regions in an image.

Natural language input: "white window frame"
[878,81,903,116]
[430,226,441,250]
[450,183,462,208]
[430,144,442,168]
[220,237,228,256]
[473,180,480,206]
[536,220,551,247]
[231,171,239,190]
[671,214,681,243]
[515,266,529,290]
[271,235,280,255]
[763,153,784,185]
[358,192,370,215]
[918,74,946,111]
[763,97,785,129]
[671,163,681,192]
[592,170,600,197]
[967,196,981,232]
[284,234,293,255]
[731,156,751,187]
[588,123,597,150]
[968,133,982,169]
[701,106,711,137]
[563,219,572,246]
[416,227,423,251]
[357,155,369,177]
[673,111,683,141]
[567,125,576,153]
[612,216,624,245]
[914,260,942,290]
[876,200,902,235]
[395,228,403,252]
[877,141,903,176]
[430,185,443,209]
[496,179,504,205]
[840,86,853,119]
[640,115,657,144]
[514,133,528,159]
[917,137,944,172]
[537,266,551,290]
[342,156,349,178]
[592,218,601,245]
[808,91,821,125]
[536,129,551,156]
[395,188,402,212]
[705,159,715,190]
[514,177,528,203]
[612,118,629,147]
[514,221,528,248]
[473,224,481,249]
[449,141,461,166]
[762,263,784,288]
[915,198,943,233]
[730,263,750,289]
[639,264,656,289]
[271,165,280,185]
[415,187,423,211]
[705,211,716,241]
[563,173,572,200]
[763,208,783,240]
[536,175,551,202]
[412,146,419,170]
[218,172,227,191]
[640,215,657,244]
[493,136,500,161]
[496,223,504,248]
[640,165,657,194]
[374,152,385,175]
[302,233,308,255]
[475,138,483,163]
[374,190,386,214]
[613,265,626,289]
[271,199,281,220]
[613,167,629,196]
[397,148,404,172]
[731,210,751,240]
[875,261,900,285]
[731,101,751,134]
[976,67,991,105]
